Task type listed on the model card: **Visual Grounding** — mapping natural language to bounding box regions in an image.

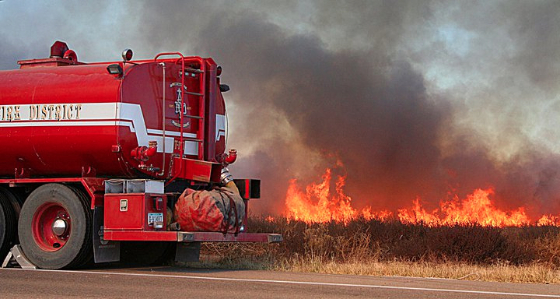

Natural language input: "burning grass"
[189,217,560,284]
[285,168,560,227]
[184,167,560,283]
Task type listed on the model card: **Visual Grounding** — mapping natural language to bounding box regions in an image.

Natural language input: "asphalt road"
[0,267,559,299]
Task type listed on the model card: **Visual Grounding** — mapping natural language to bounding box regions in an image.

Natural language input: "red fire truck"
[0,41,281,270]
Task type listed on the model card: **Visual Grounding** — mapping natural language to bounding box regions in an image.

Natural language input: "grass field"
[184,217,560,284]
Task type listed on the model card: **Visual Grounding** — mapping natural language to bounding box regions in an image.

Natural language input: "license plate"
[148,213,164,224]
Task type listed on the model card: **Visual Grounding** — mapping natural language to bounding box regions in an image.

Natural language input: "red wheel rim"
[31,203,71,251]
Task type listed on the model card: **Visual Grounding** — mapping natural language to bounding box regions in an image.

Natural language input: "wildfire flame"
[285,169,356,224]
[397,189,530,227]
[285,168,560,227]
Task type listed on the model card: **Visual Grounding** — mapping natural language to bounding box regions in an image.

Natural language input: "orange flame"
[537,215,560,226]
[285,168,560,227]
[397,189,530,227]
[285,169,356,224]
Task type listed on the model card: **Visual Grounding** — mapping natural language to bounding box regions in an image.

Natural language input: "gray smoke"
[1,0,560,218]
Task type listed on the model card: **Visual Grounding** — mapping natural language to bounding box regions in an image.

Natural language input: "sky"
[1,0,560,217]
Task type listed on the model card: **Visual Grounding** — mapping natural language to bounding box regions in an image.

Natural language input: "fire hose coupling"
[131,141,158,162]
[220,167,234,185]
[220,167,240,195]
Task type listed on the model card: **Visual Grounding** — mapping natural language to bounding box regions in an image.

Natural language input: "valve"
[131,141,157,169]
[224,149,237,165]
[218,149,237,167]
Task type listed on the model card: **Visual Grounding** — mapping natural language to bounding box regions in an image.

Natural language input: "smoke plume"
[2,1,560,218]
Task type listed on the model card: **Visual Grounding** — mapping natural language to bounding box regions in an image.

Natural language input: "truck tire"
[18,184,92,269]
[0,187,22,219]
[0,192,17,260]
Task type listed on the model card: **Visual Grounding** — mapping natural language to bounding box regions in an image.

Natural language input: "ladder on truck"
[154,53,219,183]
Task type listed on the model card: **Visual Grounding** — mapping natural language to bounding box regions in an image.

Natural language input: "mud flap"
[93,207,120,263]
[175,242,201,263]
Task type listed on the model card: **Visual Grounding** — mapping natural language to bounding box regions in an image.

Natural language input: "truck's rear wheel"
[0,191,17,260]
[18,184,92,269]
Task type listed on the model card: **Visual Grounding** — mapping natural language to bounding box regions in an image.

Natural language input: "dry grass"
[179,217,560,284]
[278,259,560,284]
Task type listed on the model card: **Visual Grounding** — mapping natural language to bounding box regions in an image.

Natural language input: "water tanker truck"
[0,41,281,269]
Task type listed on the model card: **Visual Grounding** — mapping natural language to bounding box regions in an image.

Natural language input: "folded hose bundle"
[174,186,245,233]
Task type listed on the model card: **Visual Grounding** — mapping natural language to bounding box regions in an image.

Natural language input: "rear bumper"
[103,230,282,243]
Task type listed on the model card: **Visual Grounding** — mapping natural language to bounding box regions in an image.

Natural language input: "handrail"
[155,53,207,185]
[158,62,166,177]
[197,59,206,161]
[155,53,186,186]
